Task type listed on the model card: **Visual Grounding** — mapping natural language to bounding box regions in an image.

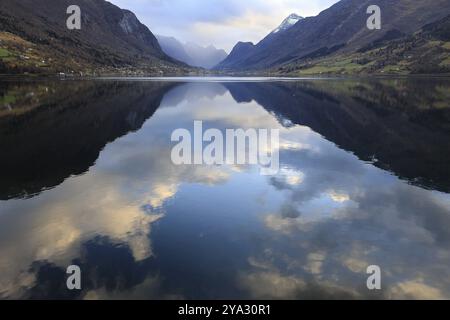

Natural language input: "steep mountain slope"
[216,0,450,71]
[157,35,228,69]
[0,0,187,75]
[215,42,256,70]
[279,14,450,75]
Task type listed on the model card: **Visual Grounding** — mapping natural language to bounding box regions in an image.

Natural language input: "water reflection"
[0,78,449,299]
[0,80,178,200]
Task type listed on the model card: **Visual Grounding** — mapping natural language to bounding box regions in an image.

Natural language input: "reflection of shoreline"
[224,79,450,193]
[2,78,449,196]
[0,81,177,200]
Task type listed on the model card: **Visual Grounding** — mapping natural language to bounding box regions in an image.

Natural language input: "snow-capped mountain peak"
[272,13,303,34]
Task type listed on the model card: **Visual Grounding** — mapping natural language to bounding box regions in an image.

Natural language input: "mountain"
[214,42,255,70]
[215,13,303,70]
[216,0,450,72]
[0,0,188,75]
[157,35,228,69]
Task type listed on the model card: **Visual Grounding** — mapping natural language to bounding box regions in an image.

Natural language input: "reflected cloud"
[388,280,446,300]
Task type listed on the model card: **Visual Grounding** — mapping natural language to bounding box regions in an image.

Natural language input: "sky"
[109,0,340,52]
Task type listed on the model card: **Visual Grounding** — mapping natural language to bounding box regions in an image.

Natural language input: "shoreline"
[1,73,450,81]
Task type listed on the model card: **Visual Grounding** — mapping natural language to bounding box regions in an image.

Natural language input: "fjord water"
[0,78,450,299]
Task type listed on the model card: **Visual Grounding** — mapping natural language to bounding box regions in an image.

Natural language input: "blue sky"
[109,0,340,52]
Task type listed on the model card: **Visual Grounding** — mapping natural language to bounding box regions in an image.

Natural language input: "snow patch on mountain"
[272,13,303,34]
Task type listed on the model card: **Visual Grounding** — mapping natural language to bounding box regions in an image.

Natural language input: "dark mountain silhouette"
[215,42,256,70]
[224,80,450,193]
[0,81,176,200]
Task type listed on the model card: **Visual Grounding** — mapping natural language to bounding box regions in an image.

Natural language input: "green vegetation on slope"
[276,15,450,76]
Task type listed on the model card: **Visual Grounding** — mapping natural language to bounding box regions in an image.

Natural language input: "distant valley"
[157,35,227,69]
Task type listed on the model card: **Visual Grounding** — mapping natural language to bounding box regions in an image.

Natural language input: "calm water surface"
[0,77,450,299]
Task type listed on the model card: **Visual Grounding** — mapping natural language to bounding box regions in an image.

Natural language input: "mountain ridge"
[216,0,450,72]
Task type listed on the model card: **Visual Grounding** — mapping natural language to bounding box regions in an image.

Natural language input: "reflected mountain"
[224,79,450,192]
[0,80,177,200]
[2,78,449,200]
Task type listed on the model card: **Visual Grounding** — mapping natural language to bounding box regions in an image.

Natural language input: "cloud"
[109,0,340,51]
